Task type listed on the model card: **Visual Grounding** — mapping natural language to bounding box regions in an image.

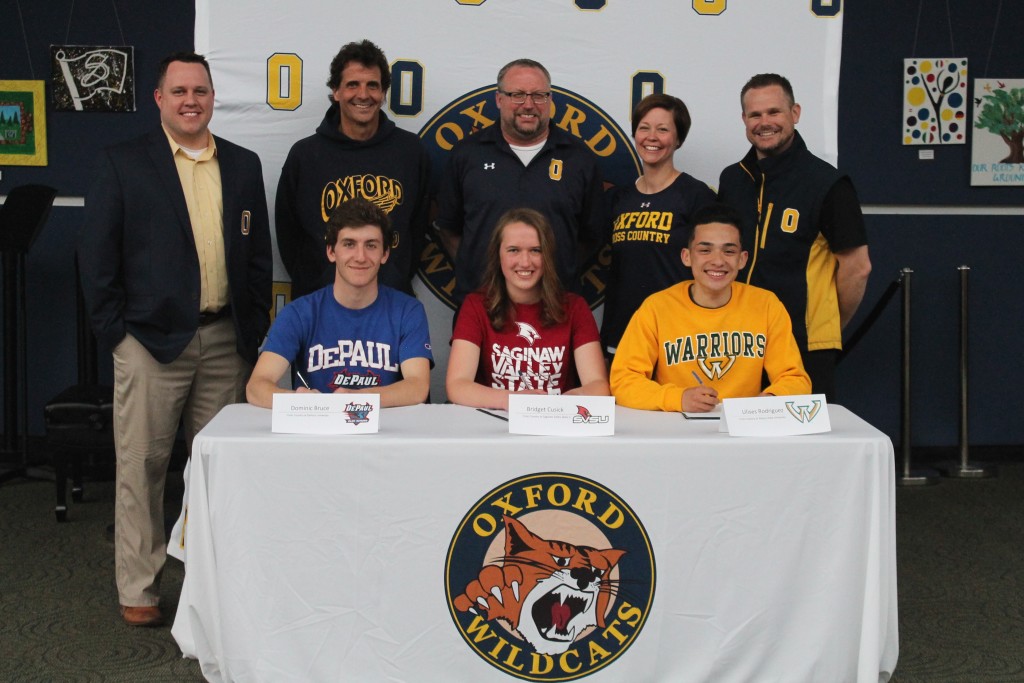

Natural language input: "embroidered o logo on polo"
[548,158,563,181]
[445,473,655,680]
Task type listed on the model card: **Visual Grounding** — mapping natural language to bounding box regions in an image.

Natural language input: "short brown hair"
[157,52,212,89]
[740,73,795,110]
[324,198,393,251]
[632,93,692,149]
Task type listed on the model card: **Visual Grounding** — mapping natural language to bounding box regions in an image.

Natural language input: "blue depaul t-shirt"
[263,285,433,393]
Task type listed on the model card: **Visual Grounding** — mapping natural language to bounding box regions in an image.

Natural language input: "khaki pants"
[112,317,249,606]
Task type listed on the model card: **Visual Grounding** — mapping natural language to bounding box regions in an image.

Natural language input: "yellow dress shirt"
[163,126,229,314]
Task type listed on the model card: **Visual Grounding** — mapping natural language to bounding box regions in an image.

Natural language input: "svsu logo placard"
[418,86,640,310]
[445,473,655,680]
[573,404,610,424]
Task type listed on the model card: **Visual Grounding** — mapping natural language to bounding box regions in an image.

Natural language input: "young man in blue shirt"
[246,198,432,407]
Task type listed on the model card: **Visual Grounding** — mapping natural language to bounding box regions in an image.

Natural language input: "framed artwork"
[51,45,136,112]
[902,58,968,145]
[0,80,48,166]
[971,78,1024,186]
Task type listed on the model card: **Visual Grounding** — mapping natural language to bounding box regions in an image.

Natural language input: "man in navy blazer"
[77,52,272,627]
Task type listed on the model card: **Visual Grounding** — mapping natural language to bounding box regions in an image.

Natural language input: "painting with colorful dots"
[903,58,968,145]
[970,78,1024,186]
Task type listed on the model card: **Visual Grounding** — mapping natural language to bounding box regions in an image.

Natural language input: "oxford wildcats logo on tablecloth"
[417,86,640,310]
[445,473,655,680]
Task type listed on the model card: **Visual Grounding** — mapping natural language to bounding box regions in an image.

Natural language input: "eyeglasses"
[498,90,551,105]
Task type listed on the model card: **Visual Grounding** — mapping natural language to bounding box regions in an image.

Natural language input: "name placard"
[508,395,615,437]
[271,393,381,434]
[721,395,831,437]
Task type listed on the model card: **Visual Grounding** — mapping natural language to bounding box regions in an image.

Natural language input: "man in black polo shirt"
[434,58,607,303]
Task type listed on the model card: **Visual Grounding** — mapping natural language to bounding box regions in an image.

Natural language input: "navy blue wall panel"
[1,0,193,434]
[837,214,1024,446]
[1,0,195,195]
[840,0,1023,206]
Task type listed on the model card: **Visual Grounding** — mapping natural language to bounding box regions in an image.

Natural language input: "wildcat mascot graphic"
[445,472,655,680]
[453,515,625,655]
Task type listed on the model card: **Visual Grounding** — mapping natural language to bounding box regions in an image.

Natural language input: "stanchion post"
[938,265,996,478]
[897,267,939,486]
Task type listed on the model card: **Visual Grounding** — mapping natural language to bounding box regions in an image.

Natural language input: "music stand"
[1,184,57,484]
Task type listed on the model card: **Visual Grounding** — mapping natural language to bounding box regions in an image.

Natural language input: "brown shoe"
[119,604,164,627]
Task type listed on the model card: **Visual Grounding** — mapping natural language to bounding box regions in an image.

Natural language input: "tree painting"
[974,86,1024,163]
[903,58,968,145]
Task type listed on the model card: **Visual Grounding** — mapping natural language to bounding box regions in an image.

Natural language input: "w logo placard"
[785,400,822,423]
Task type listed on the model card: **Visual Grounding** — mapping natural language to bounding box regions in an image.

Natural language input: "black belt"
[198,307,231,326]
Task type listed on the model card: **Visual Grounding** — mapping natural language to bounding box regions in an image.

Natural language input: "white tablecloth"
[172,403,897,683]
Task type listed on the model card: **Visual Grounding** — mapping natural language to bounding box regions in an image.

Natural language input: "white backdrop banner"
[195,0,843,397]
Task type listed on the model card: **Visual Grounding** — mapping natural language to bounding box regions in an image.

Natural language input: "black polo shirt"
[436,123,607,302]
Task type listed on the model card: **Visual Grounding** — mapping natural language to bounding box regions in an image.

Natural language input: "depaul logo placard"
[445,473,655,681]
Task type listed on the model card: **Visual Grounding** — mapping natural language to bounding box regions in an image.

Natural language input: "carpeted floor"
[0,467,203,683]
[1,448,1021,682]
[889,451,1024,683]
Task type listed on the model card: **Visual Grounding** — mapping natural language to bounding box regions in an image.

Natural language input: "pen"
[690,369,721,409]
[476,408,509,422]
[296,371,311,389]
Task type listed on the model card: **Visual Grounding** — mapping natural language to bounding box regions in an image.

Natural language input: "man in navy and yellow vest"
[718,73,871,401]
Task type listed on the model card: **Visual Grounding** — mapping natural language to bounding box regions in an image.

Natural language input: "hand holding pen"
[295,371,320,394]
[682,370,719,413]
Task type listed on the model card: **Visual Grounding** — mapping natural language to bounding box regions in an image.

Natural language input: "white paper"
[271,393,380,434]
[683,403,722,420]
[507,395,615,436]
[721,395,830,437]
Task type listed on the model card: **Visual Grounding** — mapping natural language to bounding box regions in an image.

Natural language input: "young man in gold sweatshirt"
[610,203,810,413]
